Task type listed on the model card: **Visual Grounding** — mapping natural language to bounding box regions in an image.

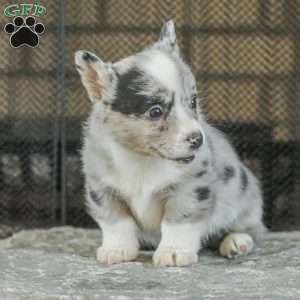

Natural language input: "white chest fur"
[110,153,180,231]
[84,133,182,231]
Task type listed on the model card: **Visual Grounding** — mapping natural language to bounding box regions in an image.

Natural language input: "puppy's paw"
[219,233,254,259]
[96,246,139,265]
[153,247,198,267]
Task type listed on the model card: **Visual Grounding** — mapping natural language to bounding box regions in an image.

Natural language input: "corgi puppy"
[75,20,266,267]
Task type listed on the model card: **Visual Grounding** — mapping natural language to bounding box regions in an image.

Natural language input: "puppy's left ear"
[159,20,178,52]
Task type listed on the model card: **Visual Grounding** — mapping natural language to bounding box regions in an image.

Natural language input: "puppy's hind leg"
[219,232,254,259]
[219,221,267,259]
[219,175,267,259]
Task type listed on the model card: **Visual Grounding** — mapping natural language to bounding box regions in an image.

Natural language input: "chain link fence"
[0,0,299,238]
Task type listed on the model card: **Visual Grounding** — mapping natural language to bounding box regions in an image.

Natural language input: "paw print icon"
[4,16,45,48]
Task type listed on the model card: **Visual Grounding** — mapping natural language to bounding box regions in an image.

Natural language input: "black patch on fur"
[195,187,210,201]
[112,68,172,117]
[82,52,98,62]
[196,170,207,177]
[223,166,235,183]
[240,167,248,192]
[89,190,103,205]
[112,68,155,115]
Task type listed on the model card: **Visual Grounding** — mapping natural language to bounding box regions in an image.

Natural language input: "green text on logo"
[4,4,47,18]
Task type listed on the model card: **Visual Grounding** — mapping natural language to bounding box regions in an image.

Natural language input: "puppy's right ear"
[75,50,115,103]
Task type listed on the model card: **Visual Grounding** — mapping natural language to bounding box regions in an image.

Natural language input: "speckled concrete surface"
[0,227,299,300]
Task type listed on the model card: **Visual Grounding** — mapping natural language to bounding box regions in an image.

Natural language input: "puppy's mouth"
[174,155,195,164]
[150,147,195,164]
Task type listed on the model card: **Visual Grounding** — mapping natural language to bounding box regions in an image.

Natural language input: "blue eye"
[149,105,163,119]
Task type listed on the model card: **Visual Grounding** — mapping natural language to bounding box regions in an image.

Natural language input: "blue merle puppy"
[75,20,266,267]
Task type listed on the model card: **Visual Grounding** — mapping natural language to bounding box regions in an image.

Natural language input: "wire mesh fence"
[0,0,299,238]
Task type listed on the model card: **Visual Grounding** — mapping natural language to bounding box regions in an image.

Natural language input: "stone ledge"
[1,227,300,300]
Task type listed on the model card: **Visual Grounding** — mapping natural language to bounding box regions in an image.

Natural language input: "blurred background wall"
[0,0,299,237]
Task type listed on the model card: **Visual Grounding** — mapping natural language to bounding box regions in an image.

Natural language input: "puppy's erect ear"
[75,50,115,102]
[159,20,177,50]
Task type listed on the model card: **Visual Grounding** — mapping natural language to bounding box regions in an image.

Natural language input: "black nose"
[186,131,203,149]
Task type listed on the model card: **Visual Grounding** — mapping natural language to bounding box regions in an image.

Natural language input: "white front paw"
[219,233,254,259]
[96,245,139,265]
[153,247,198,267]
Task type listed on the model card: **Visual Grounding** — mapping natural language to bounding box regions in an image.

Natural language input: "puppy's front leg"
[153,221,205,267]
[153,190,211,267]
[97,218,139,265]
[87,186,139,265]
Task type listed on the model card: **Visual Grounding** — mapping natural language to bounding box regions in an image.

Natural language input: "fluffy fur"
[75,20,266,267]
